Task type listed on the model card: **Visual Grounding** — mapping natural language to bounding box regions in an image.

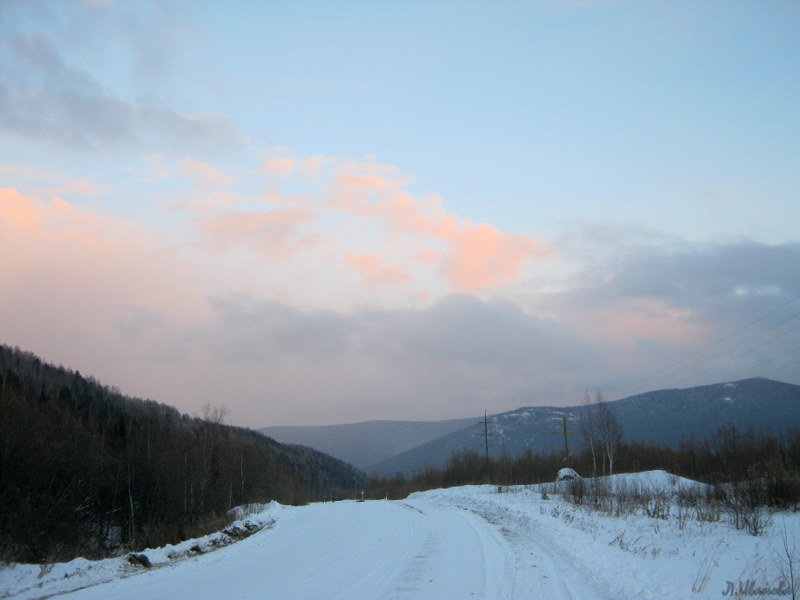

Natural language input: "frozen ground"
[2,470,798,599]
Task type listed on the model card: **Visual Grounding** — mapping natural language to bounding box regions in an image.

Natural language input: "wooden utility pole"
[550,417,579,463]
[477,410,494,482]
[482,410,490,463]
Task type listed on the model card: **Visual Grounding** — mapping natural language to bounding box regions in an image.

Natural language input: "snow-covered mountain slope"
[371,377,800,475]
[3,471,797,600]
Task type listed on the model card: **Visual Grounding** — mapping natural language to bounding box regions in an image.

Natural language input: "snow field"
[420,471,799,599]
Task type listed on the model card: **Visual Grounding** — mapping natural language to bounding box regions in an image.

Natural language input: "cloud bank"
[1,185,797,426]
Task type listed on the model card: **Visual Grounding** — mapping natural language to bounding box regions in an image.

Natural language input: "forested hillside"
[0,344,362,563]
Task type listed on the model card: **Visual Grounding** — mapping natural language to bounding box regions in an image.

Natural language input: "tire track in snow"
[392,499,515,600]
[445,495,612,600]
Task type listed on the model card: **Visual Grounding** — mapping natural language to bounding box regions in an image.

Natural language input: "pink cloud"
[178,158,235,187]
[168,189,247,213]
[260,189,316,207]
[588,299,705,348]
[301,155,327,176]
[346,252,413,288]
[44,179,104,197]
[329,163,553,292]
[195,206,315,257]
[261,157,295,177]
[259,154,331,178]
[0,164,104,198]
[442,222,546,292]
[0,164,64,184]
[0,188,202,355]
[129,154,170,182]
[0,188,43,229]
[419,248,439,264]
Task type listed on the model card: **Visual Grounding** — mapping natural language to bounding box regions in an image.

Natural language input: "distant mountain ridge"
[372,378,800,475]
[261,378,800,476]
[260,417,476,471]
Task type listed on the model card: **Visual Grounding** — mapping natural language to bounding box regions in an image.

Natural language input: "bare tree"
[201,403,228,424]
[594,392,622,476]
[578,391,598,477]
[578,391,620,475]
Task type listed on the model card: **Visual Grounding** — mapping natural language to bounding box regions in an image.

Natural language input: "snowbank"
[1,502,285,600]
[410,471,798,600]
[410,469,707,500]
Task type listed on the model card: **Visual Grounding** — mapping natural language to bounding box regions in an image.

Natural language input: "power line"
[757,357,800,380]
[665,322,800,389]
[741,345,800,379]
[610,291,800,399]
[668,335,800,390]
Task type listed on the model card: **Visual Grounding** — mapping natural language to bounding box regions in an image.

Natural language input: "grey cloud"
[113,307,165,341]
[203,250,800,423]
[547,221,799,314]
[7,31,100,94]
[206,293,595,369]
[592,240,799,318]
[365,294,593,369]
[199,293,607,421]
[206,295,356,362]
[0,28,240,155]
[537,234,800,392]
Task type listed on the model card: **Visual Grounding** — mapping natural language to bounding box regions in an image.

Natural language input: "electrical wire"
[609,291,800,399]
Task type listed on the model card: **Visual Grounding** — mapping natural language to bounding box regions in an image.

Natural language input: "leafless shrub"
[693,486,724,523]
[642,494,671,520]
[775,520,798,600]
[725,481,773,536]
[676,486,699,529]
[538,482,556,500]
[692,541,726,593]
[613,481,642,518]
[676,486,700,508]
[675,501,690,530]
[588,477,613,512]
[567,477,587,505]
[127,553,152,568]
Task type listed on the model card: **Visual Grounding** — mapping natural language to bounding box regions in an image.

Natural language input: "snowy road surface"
[5,472,798,600]
[48,498,520,600]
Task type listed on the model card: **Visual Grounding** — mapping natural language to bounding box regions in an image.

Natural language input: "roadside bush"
[767,474,800,510]
[724,480,772,535]
[567,477,587,505]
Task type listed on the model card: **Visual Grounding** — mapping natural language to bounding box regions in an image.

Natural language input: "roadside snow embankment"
[1,502,285,600]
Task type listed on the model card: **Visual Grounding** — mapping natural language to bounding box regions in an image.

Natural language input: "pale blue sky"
[8,1,798,237]
[185,1,800,240]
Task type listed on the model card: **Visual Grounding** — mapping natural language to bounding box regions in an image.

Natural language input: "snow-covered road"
[54,498,519,600]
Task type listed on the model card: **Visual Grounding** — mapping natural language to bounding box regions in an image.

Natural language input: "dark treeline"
[0,345,363,563]
[365,427,800,505]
